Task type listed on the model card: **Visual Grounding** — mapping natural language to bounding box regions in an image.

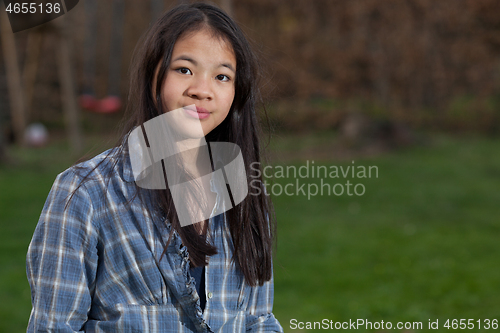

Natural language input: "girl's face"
[160,28,236,137]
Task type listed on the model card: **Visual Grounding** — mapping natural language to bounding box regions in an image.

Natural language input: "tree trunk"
[0,5,27,145]
[55,17,84,155]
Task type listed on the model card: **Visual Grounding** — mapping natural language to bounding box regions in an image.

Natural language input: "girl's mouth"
[183,106,210,119]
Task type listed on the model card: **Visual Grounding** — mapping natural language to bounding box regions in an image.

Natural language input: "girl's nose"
[187,76,213,100]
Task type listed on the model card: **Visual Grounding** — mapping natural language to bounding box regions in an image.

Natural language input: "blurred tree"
[55,16,83,154]
[1,5,26,145]
[9,0,499,134]
[233,0,500,131]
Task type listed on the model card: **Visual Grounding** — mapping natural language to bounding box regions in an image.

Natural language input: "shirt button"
[207,292,213,299]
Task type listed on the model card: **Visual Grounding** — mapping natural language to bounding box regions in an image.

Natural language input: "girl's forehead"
[174,28,234,55]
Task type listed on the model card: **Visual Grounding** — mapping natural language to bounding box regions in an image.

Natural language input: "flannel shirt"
[26,148,283,332]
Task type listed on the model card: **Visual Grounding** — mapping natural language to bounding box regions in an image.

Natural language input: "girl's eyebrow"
[220,63,235,73]
[172,55,197,64]
[172,55,235,73]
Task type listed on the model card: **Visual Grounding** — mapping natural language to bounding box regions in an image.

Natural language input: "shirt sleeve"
[26,169,99,332]
[245,273,283,332]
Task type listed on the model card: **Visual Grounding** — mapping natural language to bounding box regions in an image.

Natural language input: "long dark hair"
[112,3,275,287]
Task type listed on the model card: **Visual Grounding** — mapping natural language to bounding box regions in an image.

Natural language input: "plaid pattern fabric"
[26,148,283,333]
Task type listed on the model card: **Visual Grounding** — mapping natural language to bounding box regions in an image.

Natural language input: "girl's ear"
[151,62,162,108]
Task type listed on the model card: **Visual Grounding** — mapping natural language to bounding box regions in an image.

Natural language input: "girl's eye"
[176,67,192,75]
[216,74,230,82]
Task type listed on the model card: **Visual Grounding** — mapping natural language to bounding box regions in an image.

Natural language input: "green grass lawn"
[1,132,499,332]
[270,133,500,332]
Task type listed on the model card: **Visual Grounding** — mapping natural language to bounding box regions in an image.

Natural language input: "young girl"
[26,3,283,332]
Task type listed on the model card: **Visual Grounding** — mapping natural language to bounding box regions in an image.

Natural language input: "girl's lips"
[183,106,210,119]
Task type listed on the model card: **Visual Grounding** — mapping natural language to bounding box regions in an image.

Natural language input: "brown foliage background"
[3,0,500,133]
[242,0,500,103]
[237,0,500,131]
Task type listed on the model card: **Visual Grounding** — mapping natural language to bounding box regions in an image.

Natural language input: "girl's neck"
[176,138,211,177]
[175,137,215,234]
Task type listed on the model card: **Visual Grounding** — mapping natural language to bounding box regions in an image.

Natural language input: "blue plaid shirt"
[26,148,283,332]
